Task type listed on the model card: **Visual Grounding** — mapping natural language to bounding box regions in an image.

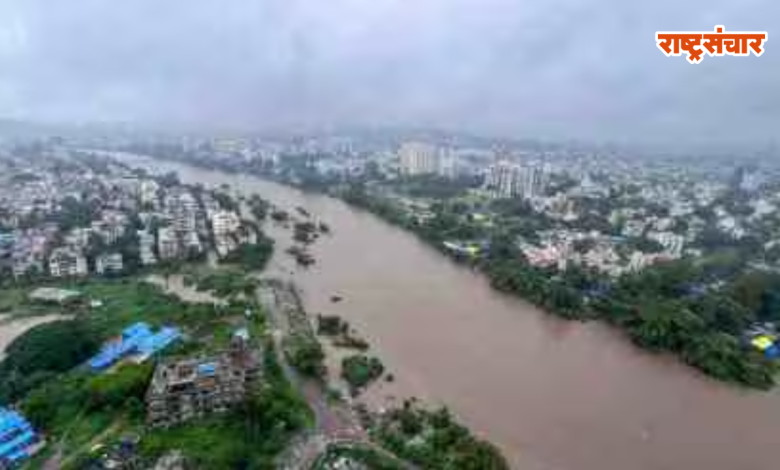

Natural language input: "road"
[257,281,369,470]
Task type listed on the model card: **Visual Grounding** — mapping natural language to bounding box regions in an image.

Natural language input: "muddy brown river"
[119,153,780,470]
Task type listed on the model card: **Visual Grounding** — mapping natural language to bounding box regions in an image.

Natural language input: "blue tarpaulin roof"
[0,408,36,463]
[0,409,31,443]
[89,323,179,371]
[7,448,29,462]
[0,430,35,459]
[197,362,218,377]
[122,322,152,340]
[136,327,180,357]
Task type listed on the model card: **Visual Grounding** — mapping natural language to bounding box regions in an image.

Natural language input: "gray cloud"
[0,0,777,150]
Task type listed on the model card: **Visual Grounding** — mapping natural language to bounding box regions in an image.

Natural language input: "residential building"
[168,192,199,235]
[398,142,438,176]
[157,227,180,260]
[484,160,519,198]
[210,211,240,237]
[436,148,458,178]
[146,330,260,428]
[96,252,124,275]
[139,179,160,207]
[138,230,157,265]
[485,160,547,199]
[647,231,685,258]
[48,247,88,278]
[517,163,549,199]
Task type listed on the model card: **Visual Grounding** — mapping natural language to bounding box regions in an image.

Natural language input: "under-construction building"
[146,329,261,428]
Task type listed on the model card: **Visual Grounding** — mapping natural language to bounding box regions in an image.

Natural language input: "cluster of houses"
[0,152,262,283]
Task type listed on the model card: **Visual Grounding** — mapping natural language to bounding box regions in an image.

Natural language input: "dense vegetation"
[85,363,154,414]
[375,403,509,470]
[0,319,100,402]
[221,238,274,271]
[316,314,369,351]
[284,335,326,378]
[341,355,385,395]
[191,269,260,298]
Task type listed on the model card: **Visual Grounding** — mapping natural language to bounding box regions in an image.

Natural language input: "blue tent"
[136,327,180,357]
[0,408,37,466]
[89,322,154,371]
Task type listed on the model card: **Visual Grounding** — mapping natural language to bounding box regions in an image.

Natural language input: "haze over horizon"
[0,0,777,152]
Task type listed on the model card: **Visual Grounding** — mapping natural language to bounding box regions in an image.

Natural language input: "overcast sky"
[0,0,776,150]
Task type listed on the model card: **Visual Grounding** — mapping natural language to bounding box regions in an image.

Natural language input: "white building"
[436,148,458,178]
[139,180,160,207]
[157,227,180,260]
[647,231,685,258]
[96,253,124,274]
[399,142,439,176]
[49,247,88,277]
[484,161,520,198]
[168,192,199,234]
[484,161,547,199]
[211,211,241,237]
[517,163,548,199]
[138,230,158,265]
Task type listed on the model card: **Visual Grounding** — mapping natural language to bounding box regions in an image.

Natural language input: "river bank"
[116,152,780,470]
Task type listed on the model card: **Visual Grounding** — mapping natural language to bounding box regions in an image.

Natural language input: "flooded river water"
[120,153,780,470]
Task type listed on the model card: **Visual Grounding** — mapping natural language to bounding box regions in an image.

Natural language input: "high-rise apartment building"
[399,142,439,176]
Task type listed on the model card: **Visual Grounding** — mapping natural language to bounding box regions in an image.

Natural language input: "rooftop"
[28,287,82,304]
